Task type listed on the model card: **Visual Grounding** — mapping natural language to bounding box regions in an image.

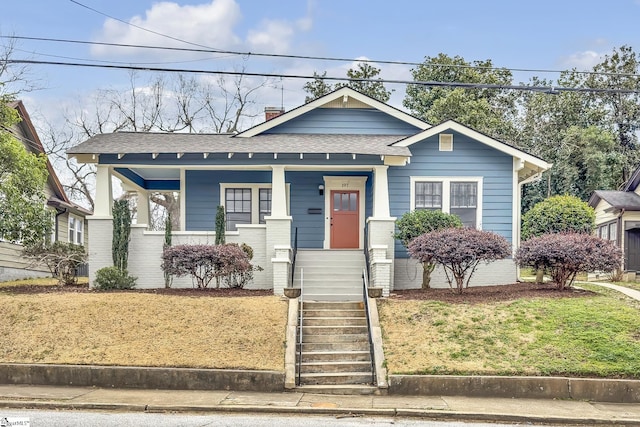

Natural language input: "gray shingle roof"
[593,190,640,210]
[67,132,412,157]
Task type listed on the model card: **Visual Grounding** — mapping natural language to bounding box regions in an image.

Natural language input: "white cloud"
[246,20,296,54]
[91,0,314,61]
[559,50,603,71]
[91,0,243,57]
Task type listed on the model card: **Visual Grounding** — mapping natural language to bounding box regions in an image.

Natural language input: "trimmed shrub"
[94,266,137,290]
[161,243,252,289]
[515,232,622,290]
[395,210,463,289]
[522,195,595,240]
[220,243,263,289]
[408,228,512,294]
[215,205,225,245]
[23,242,87,286]
[163,212,173,288]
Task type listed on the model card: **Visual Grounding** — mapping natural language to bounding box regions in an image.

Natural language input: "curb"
[0,364,284,393]
[0,400,637,425]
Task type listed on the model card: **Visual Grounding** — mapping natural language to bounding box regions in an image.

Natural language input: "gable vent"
[439,134,453,151]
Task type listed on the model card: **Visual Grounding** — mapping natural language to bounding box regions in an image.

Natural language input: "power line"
[7,34,640,80]
[7,58,640,94]
[12,45,227,67]
[69,0,218,52]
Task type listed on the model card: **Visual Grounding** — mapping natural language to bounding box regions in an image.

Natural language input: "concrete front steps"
[296,301,378,395]
[293,250,364,301]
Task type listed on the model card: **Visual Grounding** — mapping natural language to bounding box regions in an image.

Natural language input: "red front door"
[330,190,359,248]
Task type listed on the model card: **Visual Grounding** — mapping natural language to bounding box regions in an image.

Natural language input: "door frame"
[624,221,640,271]
[323,176,367,249]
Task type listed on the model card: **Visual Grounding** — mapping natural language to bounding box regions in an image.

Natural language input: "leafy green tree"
[403,53,517,141]
[0,97,52,245]
[585,45,640,182]
[303,71,334,103]
[516,74,612,210]
[336,63,391,102]
[552,126,623,201]
[303,63,391,103]
[395,210,462,289]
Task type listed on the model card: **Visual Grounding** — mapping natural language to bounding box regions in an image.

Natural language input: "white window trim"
[410,176,483,229]
[219,183,290,225]
[68,214,84,245]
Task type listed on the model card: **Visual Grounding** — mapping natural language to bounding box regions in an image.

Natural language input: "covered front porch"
[88,163,397,295]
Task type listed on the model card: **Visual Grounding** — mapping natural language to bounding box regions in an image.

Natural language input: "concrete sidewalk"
[1,385,640,425]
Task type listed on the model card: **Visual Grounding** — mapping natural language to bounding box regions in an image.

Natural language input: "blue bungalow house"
[68,87,551,297]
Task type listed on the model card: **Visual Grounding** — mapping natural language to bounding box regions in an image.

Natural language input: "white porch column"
[373,166,390,218]
[368,166,396,292]
[93,165,113,217]
[271,165,288,217]
[136,190,150,226]
[267,165,292,295]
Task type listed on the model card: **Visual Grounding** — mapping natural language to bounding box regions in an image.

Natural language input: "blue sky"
[2,0,640,128]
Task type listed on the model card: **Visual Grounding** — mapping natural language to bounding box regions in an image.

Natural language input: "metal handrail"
[362,267,376,385]
[297,268,304,386]
[363,225,370,281]
[290,227,298,286]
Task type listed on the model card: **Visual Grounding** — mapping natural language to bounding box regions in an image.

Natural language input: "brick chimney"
[265,106,285,121]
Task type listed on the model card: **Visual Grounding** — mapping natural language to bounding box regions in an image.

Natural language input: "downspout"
[54,207,67,243]
[618,208,625,271]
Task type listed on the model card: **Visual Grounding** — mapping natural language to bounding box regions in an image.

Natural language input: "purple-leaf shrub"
[408,228,512,294]
[515,232,621,290]
[161,243,251,289]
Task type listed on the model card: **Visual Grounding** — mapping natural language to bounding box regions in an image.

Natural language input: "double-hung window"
[222,185,283,231]
[450,182,478,228]
[410,177,482,229]
[259,188,272,224]
[415,182,442,210]
[225,188,252,231]
[598,221,617,245]
[68,215,84,245]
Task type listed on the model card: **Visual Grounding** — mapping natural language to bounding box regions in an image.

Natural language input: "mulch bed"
[0,283,272,297]
[389,282,596,304]
[1,281,595,302]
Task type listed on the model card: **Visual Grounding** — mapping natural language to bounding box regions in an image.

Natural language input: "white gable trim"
[236,87,430,138]
[393,120,551,171]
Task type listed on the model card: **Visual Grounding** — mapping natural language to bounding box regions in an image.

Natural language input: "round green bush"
[521,195,595,240]
[94,266,137,290]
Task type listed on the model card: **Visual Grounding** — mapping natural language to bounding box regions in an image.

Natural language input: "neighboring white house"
[0,101,91,281]
[589,164,640,275]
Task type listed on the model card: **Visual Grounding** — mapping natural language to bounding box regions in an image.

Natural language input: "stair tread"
[301,350,370,354]
[301,361,371,366]
[299,372,373,377]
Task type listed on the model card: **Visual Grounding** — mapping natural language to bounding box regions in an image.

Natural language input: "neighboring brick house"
[68,87,550,295]
[0,101,91,281]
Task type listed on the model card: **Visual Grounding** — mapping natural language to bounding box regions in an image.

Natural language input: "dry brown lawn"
[0,289,287,371]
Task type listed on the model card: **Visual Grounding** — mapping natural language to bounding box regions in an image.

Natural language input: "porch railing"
[291,227,298,286]
[362,266,376,385]
[297,267,304,386]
